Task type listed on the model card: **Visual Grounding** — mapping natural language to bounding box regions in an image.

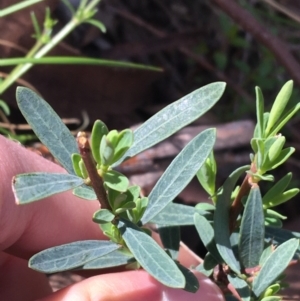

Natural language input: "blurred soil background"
[1,0,300,299]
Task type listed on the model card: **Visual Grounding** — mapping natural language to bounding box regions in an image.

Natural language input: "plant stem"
[0,19,78,94]
[77,132,111,210]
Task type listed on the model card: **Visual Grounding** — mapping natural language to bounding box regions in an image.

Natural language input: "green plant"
[0,0,160,142]
[12,80,300,300]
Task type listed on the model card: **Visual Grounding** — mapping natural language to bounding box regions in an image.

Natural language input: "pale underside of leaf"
[150,203,194,226]
[118,219,185,288]
[13,172,84,204]
[252,238,299,297]
[114,82,225,166]
[81,249,134,269]
[16,87,78,174]
[142,128,216,224]
[29,240,120,273]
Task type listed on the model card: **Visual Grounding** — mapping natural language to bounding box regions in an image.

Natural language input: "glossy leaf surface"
[118,219,185,288]
[29,240,120,273]
[16,87,78,174]
[114,82,225,165]
[253,238,299,297]
[239,186,264,268]
[13,172,84,204]
[150,203,194,226]
[142,128,216,224]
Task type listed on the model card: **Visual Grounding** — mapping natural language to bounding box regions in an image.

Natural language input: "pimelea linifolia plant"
[12,80,300,300]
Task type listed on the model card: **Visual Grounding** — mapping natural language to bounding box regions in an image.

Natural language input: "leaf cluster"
[13,82,225,291]
[11,80,300,299]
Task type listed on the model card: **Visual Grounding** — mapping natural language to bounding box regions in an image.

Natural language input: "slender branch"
[211,0,300,86]
[77,132,110,210]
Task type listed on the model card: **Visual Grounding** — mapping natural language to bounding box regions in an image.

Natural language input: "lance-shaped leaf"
[114,82,225,166]
[253,238,299,297]
[158,225,180,259]
[214,165,250,274]
[150,203,194,226]
[13,173,84,204]
[16,87,78,174]
[239,186,265,268]
[142,128,216,224]
[194,213,223,263]
[118,219,185,288]
[255,86,265,139]
[227,274,250,301]
[265,80,293,136]
[29,240,120,273]
[81,249,134,269]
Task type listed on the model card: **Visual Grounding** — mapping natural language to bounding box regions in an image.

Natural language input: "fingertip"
[37,270,224,301]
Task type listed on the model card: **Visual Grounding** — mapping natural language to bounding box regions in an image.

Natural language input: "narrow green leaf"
[100,136,115,166]
[262,173,292,207]
[93,209,115,224]
[113,129,134,163]
[269,103,300,137]
[265,80,293,136]
[214,166,250,274]
[266,147,295,171]
[91,120,108,164]
[264,189,299,209]
[1,57,161,71]
[239,186,265,268]
[176,263,199,293]
[253,238,299,297]
[13,173,84,204]
[227,274,250,301]
[118,219,185,288]
[16,87,78,174]
[268,136,285,161]
[29,240,120,273]
[73,185,97,200]
[194,213,223,263]
[259,244,273,266]
[142,128,216,224]
[196,151,217,198]
[81,249,134,269]
[114,82,226,166]
[103,170,129,192]
[158,225,180,259]
[255,86,265,138]
[84,19,106,33]
[0,0,43,17]
[150,203,194,226]
[0,99,10,115]
[71,153,83,178]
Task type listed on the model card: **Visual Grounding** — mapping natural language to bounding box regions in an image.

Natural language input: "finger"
[0,252,52,301]
[0,135,103,257]
[36,270,224,301]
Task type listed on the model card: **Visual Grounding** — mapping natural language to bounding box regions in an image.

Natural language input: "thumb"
[37,270,224,301]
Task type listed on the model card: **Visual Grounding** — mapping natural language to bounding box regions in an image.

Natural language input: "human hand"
[0,135,224,301]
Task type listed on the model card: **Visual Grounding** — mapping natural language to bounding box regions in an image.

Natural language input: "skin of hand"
[0,135,225,301]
